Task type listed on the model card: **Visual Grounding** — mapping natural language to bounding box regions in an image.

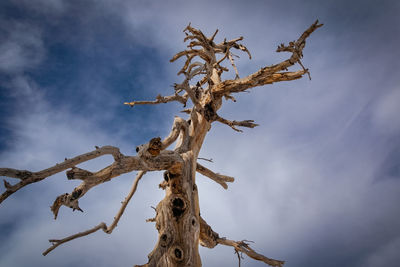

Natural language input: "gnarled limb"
[212,20,322,96]
[171,23,252,85]
[196,163,234,189]
[1,141,183,206]
[212,69,307,96]
[176,79,204,111]
[43,171,146,256]
[199,217,284,267]
[51,118,189,218]
[50,165,121,219]
[0,146,123,204]
[160,116,190,152]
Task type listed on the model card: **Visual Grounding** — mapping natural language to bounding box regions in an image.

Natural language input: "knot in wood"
[163,170,180,182]
[70,189,82,200]
[170,196,186,218]
[66,167,93,180]
[148,137,162,156]
[169,245,184,262]
[159,232,173,248]
[203,102,217,121]
[194,86,202,99]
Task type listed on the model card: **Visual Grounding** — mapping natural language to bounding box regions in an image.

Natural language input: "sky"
[0,0,400,266]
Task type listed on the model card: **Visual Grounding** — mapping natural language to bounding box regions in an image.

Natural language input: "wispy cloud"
[0,22,44,74]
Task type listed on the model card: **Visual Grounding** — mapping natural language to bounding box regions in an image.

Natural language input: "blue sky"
[1,0,400,266]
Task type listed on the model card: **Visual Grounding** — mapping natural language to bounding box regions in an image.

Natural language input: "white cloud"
[0,22,44,74]
[371,88,400,135]
[362,237,400,267]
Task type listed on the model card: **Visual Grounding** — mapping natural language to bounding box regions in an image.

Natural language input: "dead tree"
[0,21,322,266]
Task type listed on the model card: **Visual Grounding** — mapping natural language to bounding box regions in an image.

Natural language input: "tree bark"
[141,152,201,267]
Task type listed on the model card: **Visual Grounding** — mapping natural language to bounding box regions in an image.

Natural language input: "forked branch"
[161,116,190,152]
[2,143,184,214]
[0,146,122,204]
[171,23,252,82]
[212,20,322,96]
[43,171,146,256]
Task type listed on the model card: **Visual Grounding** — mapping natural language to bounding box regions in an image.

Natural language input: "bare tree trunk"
[142,154,201,267]
[141,114,210,267]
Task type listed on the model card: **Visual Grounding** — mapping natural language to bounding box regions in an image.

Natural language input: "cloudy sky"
[1,0,399,266]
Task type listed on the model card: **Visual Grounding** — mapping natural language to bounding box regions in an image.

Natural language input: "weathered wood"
[143,152,201,267]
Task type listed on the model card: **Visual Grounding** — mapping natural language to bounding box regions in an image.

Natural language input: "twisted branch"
[212,20,322,96]
[161,116,190,152]
[171,23,252,84]
[1,137,184,211]
[0,146,122,204]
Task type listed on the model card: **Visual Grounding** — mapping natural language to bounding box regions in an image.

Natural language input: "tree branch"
[215,114,259,132]
[213,68,307,96]
[43,223,106,256]
[161,116,190,152]
[212,20,322,96]
[217,238,285,267]
[0,146,123,204]
[1,116,191,213]
[196,163,234,189]
[43,171,146,256]
[124,93,188,108]
[171,23,253,89]
[199,217,284,267]
[172,79,204,112]
[199,216,220,248]
[1,141,183,206]
[228,52,240,79]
